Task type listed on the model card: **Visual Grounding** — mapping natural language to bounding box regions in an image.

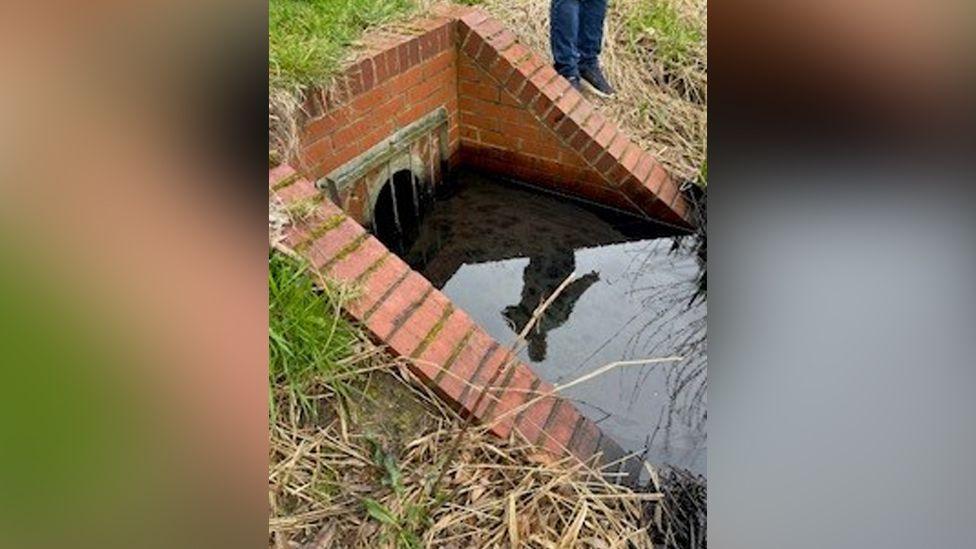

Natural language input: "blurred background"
[0,0,972,547]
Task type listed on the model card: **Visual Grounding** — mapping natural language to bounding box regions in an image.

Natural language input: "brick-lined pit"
[272,164,641,483]
[272,6,695,483]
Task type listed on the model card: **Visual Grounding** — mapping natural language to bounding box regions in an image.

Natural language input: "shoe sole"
[582,78,615,99]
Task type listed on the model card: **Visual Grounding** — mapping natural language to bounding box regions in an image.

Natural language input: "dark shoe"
[567,75,583,93]
[580,65,616,98]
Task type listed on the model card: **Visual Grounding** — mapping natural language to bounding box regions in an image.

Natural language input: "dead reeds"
[269,353,659,548]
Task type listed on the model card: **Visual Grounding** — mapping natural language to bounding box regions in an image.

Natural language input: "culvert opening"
[390,170,707,478]
[373,169,423,254]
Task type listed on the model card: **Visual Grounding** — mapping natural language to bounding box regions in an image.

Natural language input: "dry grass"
[269,350,658,548]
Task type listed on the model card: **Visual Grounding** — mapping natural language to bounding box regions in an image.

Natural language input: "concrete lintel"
[318,108,449,195]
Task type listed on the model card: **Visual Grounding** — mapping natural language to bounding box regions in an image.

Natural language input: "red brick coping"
[296,5,694,231]
[271,164,643,484]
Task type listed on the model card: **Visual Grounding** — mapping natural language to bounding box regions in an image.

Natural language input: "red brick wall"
[290,8,693,231]
[296,16,461,181]
[453,10,692,229]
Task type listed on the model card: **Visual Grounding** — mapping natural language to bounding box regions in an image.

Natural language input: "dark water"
[395,172,707,474]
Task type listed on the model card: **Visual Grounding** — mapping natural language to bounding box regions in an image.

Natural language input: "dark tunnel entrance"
[373,169,422,255]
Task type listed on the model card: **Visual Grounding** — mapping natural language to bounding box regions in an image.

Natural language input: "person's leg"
[577,0,615,96]
[550,0,581,79]
[577,0,608,72]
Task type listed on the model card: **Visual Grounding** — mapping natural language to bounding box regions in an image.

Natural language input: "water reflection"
[502,250,600,361]
[400,172,707,474]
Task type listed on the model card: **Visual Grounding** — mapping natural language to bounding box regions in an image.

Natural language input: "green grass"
[269,0,418,92]
[626,0,702,69]
[269,252,360,417]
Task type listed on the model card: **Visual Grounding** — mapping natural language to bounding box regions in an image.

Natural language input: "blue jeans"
[550,0,608,79]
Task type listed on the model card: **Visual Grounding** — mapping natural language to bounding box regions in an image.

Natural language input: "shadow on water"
[376,170,707,475]
[501,251,600,362]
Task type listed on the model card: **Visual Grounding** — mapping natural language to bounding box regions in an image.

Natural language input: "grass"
[626,0,703,70]
[269,0,418,93]
[269,0,426,164]
[268,252,360,418]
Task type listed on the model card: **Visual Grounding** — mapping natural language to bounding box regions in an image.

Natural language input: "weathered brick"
[273,178,319,205]
[607,164,630,187]
[656,175,679,207]
[383,44,400,78]
[463,110,499,132]
[529,93,554,119]
[620,142,642,172]
[421,314,476,393]
[541,76,570,102]
[359,58,375,91]
[458,9,489,31]
[529,65,558,92]
[646,163,668,193]
[365,271,430,338]
[301,132,335,165]
[389,295,452,377]
[448,330,496,406]
[459,79,499,103]
[539,397,582,454]
[324,235,387,282]
[348,257,410,319]
[632,151,655,184]
[269,164,297,190]
[472,17,504,41]
[423,49,456,78]
[520,138,563,162]
[581,140,604,163]
[568,127,591,152]
[568,417,602,463]
[594,151,616,173]
[461,29,485,60]
[582,110,606,137]
[593,123,617,148]
[509,57,543,97]
[671,193,691,222]
[497,119,541,142]
[494,43,529,86]
[607,133,629,161]
[458,57,484,83]
[300,220,363,268]
[514,376,556,444]
[478,129,511,150]
[486,362,534,439]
